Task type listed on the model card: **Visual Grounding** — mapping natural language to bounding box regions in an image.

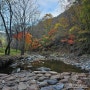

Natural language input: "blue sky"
[37,0,75,17]
[38,0,64,17]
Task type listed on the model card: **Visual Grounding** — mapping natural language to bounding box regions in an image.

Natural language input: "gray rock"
[60,78,68,83]
[2,86,11,90]
[71,75,78,81]
[0,74,8,76]
[6,82,15,87]
[34,71,41,74]
[82,78,90,86]
[27,84,39,90]
[25,57,33,61]
[53,83,64,90]
[20,77,28,82]
[18,82,27,90]
[41,83,64,90]
[2,80,5,84]
[40,86,53,90]
[12,68,20,73]
[37,74,43,77]
[45,73,51,77]
[37,67,51,71]
[47,79,58,85]
[49,71,58,75]
[50,75,60,80]
[38,76,48,81]
[6,76,15,81]
[10,63,18,68]
[26,65,32,68]
[30,80,37,84]
[11,86,18,90]
[38,81,48,87]
[75,88,84,90]
[64,75,70,79]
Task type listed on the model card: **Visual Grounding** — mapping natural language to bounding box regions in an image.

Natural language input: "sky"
[37,0,64,18]
[37,0,75,18]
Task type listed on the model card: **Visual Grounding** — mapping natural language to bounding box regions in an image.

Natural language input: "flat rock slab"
[47,79,58,85]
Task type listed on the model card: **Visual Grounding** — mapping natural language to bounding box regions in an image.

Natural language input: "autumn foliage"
[61,34,75,45]
[13,32,42,50]
[13,32,32,43]
[25,33,32,44]
[48,29,57,37]
[13,32,23,40]
[31,39,41,50]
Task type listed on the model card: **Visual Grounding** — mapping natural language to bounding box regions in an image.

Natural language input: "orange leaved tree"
[13,32,33,51]
[31,38,41,50]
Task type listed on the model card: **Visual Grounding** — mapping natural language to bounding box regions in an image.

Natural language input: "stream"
[0,58,88,74]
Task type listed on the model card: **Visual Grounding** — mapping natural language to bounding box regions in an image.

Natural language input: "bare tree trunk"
[0,12,10,55]
[21,32,25,55]
[21,9,26,55]
[16,30,19,52]
[0,0,13,55]
[5,39,11,55]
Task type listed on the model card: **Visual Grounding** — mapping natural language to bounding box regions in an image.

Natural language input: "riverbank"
[0,52,90,90]
[0,52,90,71]
[44,52,90,71]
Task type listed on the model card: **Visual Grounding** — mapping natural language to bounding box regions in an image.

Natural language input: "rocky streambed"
[0,53,90,90]
[0,69,90,90]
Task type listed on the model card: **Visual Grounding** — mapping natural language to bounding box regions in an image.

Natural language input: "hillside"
[29,10,69,38]
[29,0,90,54]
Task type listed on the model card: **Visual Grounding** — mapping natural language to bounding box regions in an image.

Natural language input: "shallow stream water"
[0,60,88,74]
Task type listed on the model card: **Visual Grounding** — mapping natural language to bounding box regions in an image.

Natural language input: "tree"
[42,14,53,34]
[0,0,13,55]
[13,0,40,55]
[77,0,90,54]
[67,0,90,54]
[13,31,33,50]
[59,0,90,54]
